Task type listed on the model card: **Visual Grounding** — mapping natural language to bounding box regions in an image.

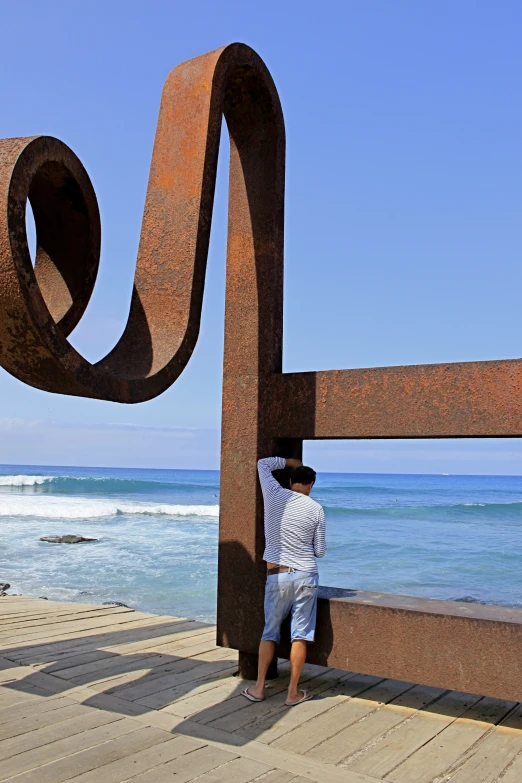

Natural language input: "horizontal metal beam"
[272,359,522,439]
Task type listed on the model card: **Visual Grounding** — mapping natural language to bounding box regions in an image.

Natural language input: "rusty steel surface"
[307,590,522,703]
[0,44,284,402]
[1,42,521,695]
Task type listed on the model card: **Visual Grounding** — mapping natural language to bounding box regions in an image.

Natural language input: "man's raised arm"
[256,456,299,492]
[257,457,286,495]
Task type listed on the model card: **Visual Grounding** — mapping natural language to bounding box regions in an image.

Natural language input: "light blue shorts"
[261,569,319,644]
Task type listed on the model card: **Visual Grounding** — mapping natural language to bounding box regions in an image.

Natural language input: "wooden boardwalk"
[1,597,522,782]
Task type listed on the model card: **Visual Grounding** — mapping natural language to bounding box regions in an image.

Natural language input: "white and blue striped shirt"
[257,457,326,574]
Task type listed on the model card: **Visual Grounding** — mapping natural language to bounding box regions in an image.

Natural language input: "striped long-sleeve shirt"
[257,457,326,574]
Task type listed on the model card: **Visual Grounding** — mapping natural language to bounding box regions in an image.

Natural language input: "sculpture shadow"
[0,619,476,751]
[0,549,468,747]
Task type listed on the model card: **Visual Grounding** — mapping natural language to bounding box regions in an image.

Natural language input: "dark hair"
[290,465,316,486]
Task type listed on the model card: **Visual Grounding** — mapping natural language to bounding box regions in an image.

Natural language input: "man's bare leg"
[287,639,308,704]
[246,640,276,700]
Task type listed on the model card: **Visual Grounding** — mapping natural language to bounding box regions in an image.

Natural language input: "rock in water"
[40,535,98,544]
[0,583,10,592]
[454,595,486,605]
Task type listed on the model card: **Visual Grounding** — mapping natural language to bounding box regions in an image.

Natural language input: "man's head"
[289,465,316,496]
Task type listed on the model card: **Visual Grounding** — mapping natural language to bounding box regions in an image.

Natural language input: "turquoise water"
[1,465,521,622]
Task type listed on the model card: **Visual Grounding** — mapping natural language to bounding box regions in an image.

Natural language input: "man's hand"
[285,458,303,470]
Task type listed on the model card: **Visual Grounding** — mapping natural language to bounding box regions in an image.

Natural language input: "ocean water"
[1,465,521,622]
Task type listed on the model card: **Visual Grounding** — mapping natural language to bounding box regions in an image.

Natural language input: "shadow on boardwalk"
[3,603,522,783]
[0,615,466,748]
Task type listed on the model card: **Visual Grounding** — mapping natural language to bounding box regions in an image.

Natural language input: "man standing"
[242,456,326,706]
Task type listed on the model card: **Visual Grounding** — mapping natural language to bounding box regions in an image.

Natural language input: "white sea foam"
[0,475,53,486]
[0,495,219,520]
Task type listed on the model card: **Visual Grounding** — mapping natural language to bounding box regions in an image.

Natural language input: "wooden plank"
[0,610,122,626]
[495,750,522,783]
[31,631,210,679]
[250,772,303,783]
[0,659,18,673]
[0,705,121,760]
[6,614,176,648]
[0,671,71,702]
[0,662,44,683]
[103,623,213,654]
[0,616,141,641]
[1,726,174,783]
[141,672,246,715]
[162,676,252,720]
[183,670,298,725]
[0,717,140,780]
[387,695,517,783]
[65,652,183,684]
[114,659,237,703]
[2,611,162,644]
[0,601,106,612]
[6,626,162,662]
[0,669,26,684]
[143,635,220,658]
[128,745,238,783]
[10,618,189,663]
[13,617,193,652]
[0,611,194,654]
[0,611,133,634]
[224,674,384,741]
[133,634,220,660]
[147,712,399,783]
[59,735,206,782]
[57,625,213,665]
[38,650,119,674]
[0,600,108,615]
[71,656,204,693]
[348,690,477,778]
[0,669,77,700]
[0,695,77,726]
[273,679,416,754]
[145,669,291,716]
[0,702,92,741]
[0,608,132,632]
[307,683,446,766]
[0,601,82,608]
[306,708,409,767]
[68,640,226,689]
[438,704,522,783]
[187,755,273,782]
[238,680,373,747]
[36,623,211,673]
[135,667,239,710]
[0,684,56,709]
[100,645,230,688]
[74,649,231,700]
[201,668,355,735]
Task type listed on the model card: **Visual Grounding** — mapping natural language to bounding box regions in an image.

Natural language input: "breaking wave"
[0,473,219,495]
[0,495,219,520]
[0,475,54,486]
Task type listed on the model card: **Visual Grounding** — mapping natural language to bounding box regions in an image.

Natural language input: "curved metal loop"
[0,43,285,402]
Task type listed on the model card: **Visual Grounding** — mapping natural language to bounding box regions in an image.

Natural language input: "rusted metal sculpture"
[2,43,522,700]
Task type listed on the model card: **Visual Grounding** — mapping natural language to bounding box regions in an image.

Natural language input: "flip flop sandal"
[241,688,265,702]
[285,690,313,707]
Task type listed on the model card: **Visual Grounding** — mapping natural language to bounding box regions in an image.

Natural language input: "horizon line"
[0,462,521,479]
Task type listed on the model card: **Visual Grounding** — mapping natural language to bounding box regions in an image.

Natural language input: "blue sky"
[0,0,521,473]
